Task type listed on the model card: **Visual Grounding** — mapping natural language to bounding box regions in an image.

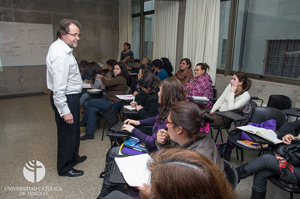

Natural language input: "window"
[218,0,300,84]
[132,0,155,61]
[264,40,300,78]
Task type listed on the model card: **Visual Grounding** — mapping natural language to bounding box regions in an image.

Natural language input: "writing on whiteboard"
[0,22,53,66]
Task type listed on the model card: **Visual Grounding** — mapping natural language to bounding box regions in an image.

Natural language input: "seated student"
[79,60,89,80]
[210,71,252,127]
[130,72,160,120]
[80,62,105,107]
[131,65,152,97]
[184,63,214,109]
[152,59,169,81]
[105,59,117,80]
[96,78,185,199]
[138,148,236,199]
[155,101,224,170]
[121,78,185,153]
[80,62,128,140]
[237,120,300,199]
[173,58,194,85]
[161,57,173,77]
[131,56,152,75]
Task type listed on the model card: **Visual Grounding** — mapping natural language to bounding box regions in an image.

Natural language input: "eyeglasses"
[165,120,174,125]
[68,33,81,38]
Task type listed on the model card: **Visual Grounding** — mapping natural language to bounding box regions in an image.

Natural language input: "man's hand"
[64,113,74,124]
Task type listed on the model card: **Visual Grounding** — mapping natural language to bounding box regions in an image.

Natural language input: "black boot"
[236,163,251,182]
[251,187,266,199]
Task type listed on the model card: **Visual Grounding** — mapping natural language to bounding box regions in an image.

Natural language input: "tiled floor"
[0,95,299,199]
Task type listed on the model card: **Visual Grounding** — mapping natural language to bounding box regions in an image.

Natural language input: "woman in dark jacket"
[237,120,300,199]
[130,72,160,119]
[80,62,128,140]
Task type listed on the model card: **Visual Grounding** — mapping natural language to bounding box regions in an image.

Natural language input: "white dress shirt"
[46,39,82,117]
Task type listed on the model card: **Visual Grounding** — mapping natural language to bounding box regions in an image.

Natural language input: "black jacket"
[277,120,300,139]
[137,90,159,120]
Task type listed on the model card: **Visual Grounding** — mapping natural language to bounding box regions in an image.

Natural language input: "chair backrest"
[249,107,287,130]
[223,159,238,189]
[267,95,292,110]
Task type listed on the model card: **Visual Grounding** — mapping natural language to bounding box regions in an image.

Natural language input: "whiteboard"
[0,21,53,66]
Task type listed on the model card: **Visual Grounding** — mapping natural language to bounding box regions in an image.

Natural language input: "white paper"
[124,105,136,111]
[237,125,283,144]
[116,95,135,100]
[191,96,209,101]
[115,154,152,187]
[82,82,91,88]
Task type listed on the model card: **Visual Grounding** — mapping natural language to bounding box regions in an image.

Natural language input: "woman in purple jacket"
[97,78,185,199]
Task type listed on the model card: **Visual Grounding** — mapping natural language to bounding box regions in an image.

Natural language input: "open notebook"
[237,125,283,144]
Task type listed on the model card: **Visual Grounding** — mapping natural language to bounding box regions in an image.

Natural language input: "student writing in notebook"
[96,78,185,199]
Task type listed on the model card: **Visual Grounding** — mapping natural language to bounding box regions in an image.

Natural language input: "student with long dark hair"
[97,78,185,199]
[210,71,252,127]
[161,57,173,77]
[156,101,224,170]
[80,62,128,140]
[80,62,105,107]
[131,72,160,119]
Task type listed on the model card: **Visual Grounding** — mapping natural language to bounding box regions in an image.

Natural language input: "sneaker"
[80,134,94,140]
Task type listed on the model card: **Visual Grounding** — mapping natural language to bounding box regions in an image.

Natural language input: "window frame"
[132,0,155,62]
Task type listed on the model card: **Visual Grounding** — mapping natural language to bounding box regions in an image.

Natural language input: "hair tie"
[200,123,210,133]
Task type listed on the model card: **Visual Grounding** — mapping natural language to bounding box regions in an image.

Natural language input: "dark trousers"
[50,92,81,175]
[245,154,300,192]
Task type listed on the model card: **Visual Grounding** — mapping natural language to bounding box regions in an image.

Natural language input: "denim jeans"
[82,98,121,135]
[79,93,91,107]
[245,154,300,192]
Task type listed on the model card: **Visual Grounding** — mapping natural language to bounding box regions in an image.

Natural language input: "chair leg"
[214,129,219,142]
[220,130,224,142]
[236,147,239,160]
[210,128,214,140]
[101,119,106,141]
[241,148,244,161]
[290,192,293,199]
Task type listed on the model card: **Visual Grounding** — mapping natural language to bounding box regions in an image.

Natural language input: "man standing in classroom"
[46,19,86,177]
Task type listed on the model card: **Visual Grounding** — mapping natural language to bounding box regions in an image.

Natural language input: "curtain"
[183,0,220,85]
[153,0,179,70]
[118,0,132,61]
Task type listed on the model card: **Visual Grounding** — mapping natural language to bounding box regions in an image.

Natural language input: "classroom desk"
[282,108,300,120]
